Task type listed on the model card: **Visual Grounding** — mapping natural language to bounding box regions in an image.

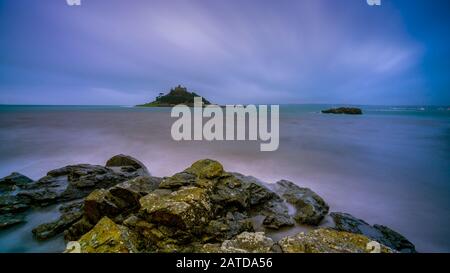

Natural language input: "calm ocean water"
[0,104,449,252]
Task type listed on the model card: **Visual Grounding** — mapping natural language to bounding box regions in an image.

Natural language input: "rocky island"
[137,85,212,107]
[322,107,363,115]
[0,155,415,253]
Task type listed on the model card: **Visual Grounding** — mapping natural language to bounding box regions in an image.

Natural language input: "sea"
[0,104,449,252]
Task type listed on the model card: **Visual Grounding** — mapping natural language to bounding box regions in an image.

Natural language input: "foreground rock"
[139,186,212,231]
[160,160,294,230]
[77,217,139,253]
[200,232,275,253]
[2,157,417,253]
[330,212,416,253]
[64,176,162,241]
[274,180,329,225]
[321,107,363,115]
[279,228,395,253]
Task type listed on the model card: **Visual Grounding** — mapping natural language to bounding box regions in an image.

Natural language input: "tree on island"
[137,85,211,107]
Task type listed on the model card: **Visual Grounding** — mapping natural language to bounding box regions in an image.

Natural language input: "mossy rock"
[220,232,275,253]
[278,228,396,253]
[77,217,138,253]
[159,159,224,190]
[139,186,212,230]
[186,159,224,179]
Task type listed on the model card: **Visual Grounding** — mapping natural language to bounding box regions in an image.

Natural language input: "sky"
[0,0,449,105]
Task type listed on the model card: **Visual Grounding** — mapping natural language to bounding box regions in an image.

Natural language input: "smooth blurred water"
[0,104,449,252]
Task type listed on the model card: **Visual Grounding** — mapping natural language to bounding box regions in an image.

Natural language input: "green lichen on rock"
[1,156,414,254]
[220,232,275,253]
[186,159,224,179]
[139,186,211,230]
[330,212,416,253]
[159,159,224,190]
[278,228,395,253]
[77,217,138,253]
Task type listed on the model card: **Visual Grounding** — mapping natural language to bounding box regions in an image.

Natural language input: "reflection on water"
[0,105,449,252]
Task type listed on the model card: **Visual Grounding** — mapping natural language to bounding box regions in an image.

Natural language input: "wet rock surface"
[77,217,139,253]
[220,232,275,253]
[278,228,395,253]
[274,180,329,225]
[330,212,416,253]
[1,157,416,253]
[32,201,83,240]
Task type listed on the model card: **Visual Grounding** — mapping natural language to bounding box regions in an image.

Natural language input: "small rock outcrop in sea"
[321,107,363,115]
[136,85,211,107]
[0,157,417,253]
[330,212,416,253]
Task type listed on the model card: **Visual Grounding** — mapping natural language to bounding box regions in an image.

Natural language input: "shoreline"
[0,155,416,253]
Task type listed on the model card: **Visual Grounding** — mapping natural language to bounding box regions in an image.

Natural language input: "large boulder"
[160,160,294,230]
[84,189,122,224]
[159,159,224,190]
[83,176,162,224]
[330,212,416,253]
[278,228,395,253]
[185,159,224,180]
[0,172,33,192]
[139,186,212,231]
[209,172,281,212]
[274,180,329,225]
[123,214,194,252]
[65,177,161,246]
[76,217,139,253]
[108,176,161,208]
[261,199,295,229]
[105,154,150,177]
[64,217,94,242]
